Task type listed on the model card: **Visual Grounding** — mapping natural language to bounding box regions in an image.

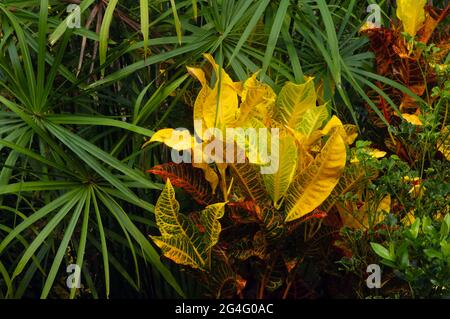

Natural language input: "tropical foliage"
[0,0,448,299]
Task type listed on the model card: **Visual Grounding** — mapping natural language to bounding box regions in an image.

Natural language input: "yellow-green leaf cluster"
[151,179,226,270]
[263,79,353,222]
[147,55,356,223]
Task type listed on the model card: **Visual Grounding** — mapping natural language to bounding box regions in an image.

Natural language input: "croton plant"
[144,55,396,297]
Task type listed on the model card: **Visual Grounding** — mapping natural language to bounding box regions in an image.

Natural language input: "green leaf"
[398,243,410,269]
[371,242,396,262]
[36,0,48,109]
[70,189,92,299]
[99,0,119,77]
[47,115,154,137]
[41,190,89,298]
[281,17,303,83]
[0,181,81,195]
[424,248,442,259]
[169,0,182,44]
[0,189,82,254]
[316,0,341,86]
[444,214,450,229]
[440,218,449,241]
[91,192,110,298]
[87,40,207,89]
[11,190,85,279]
[48,0,96,45]
[140,0,149,57]
[95,189,185,297]
[409,218,421,239]
[228,0,270,65]
[260,0,289,81]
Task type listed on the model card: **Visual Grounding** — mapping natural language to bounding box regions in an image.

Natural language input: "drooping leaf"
[285,132,346,222]
[187,65,211,137]
[417,5,450,44]
[151,179,225,270]
[321,115,358,145]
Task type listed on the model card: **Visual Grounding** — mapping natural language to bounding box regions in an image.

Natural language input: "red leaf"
[147,163,216,205]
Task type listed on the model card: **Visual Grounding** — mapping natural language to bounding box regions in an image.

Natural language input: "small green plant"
[371,214,450,298]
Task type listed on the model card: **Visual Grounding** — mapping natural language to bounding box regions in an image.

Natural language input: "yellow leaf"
[397,0,427,37]
[285,131,346,222]
[202,54,240,132]
[402,210,416,226]
[146,128,193,150]
[402,113,423,126]
[297,142,315,171]
[238,73,276,126]
[296,104,329,138]
[374,194,391,225]
[320,116,358,145]
[263,134,298,207]
[409,184,425,198]
[377,194,391,214]
[360,21,379,32]
[321,115,344,135]
[343,125,359,145]
[276,77,317,130]
[151,179,226,270]
[187,55,240,136]
[336,203,366,229]
[193,162,219,194]
[187,66,207,86]
[351,148,386,163]
[226,117,274,166]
